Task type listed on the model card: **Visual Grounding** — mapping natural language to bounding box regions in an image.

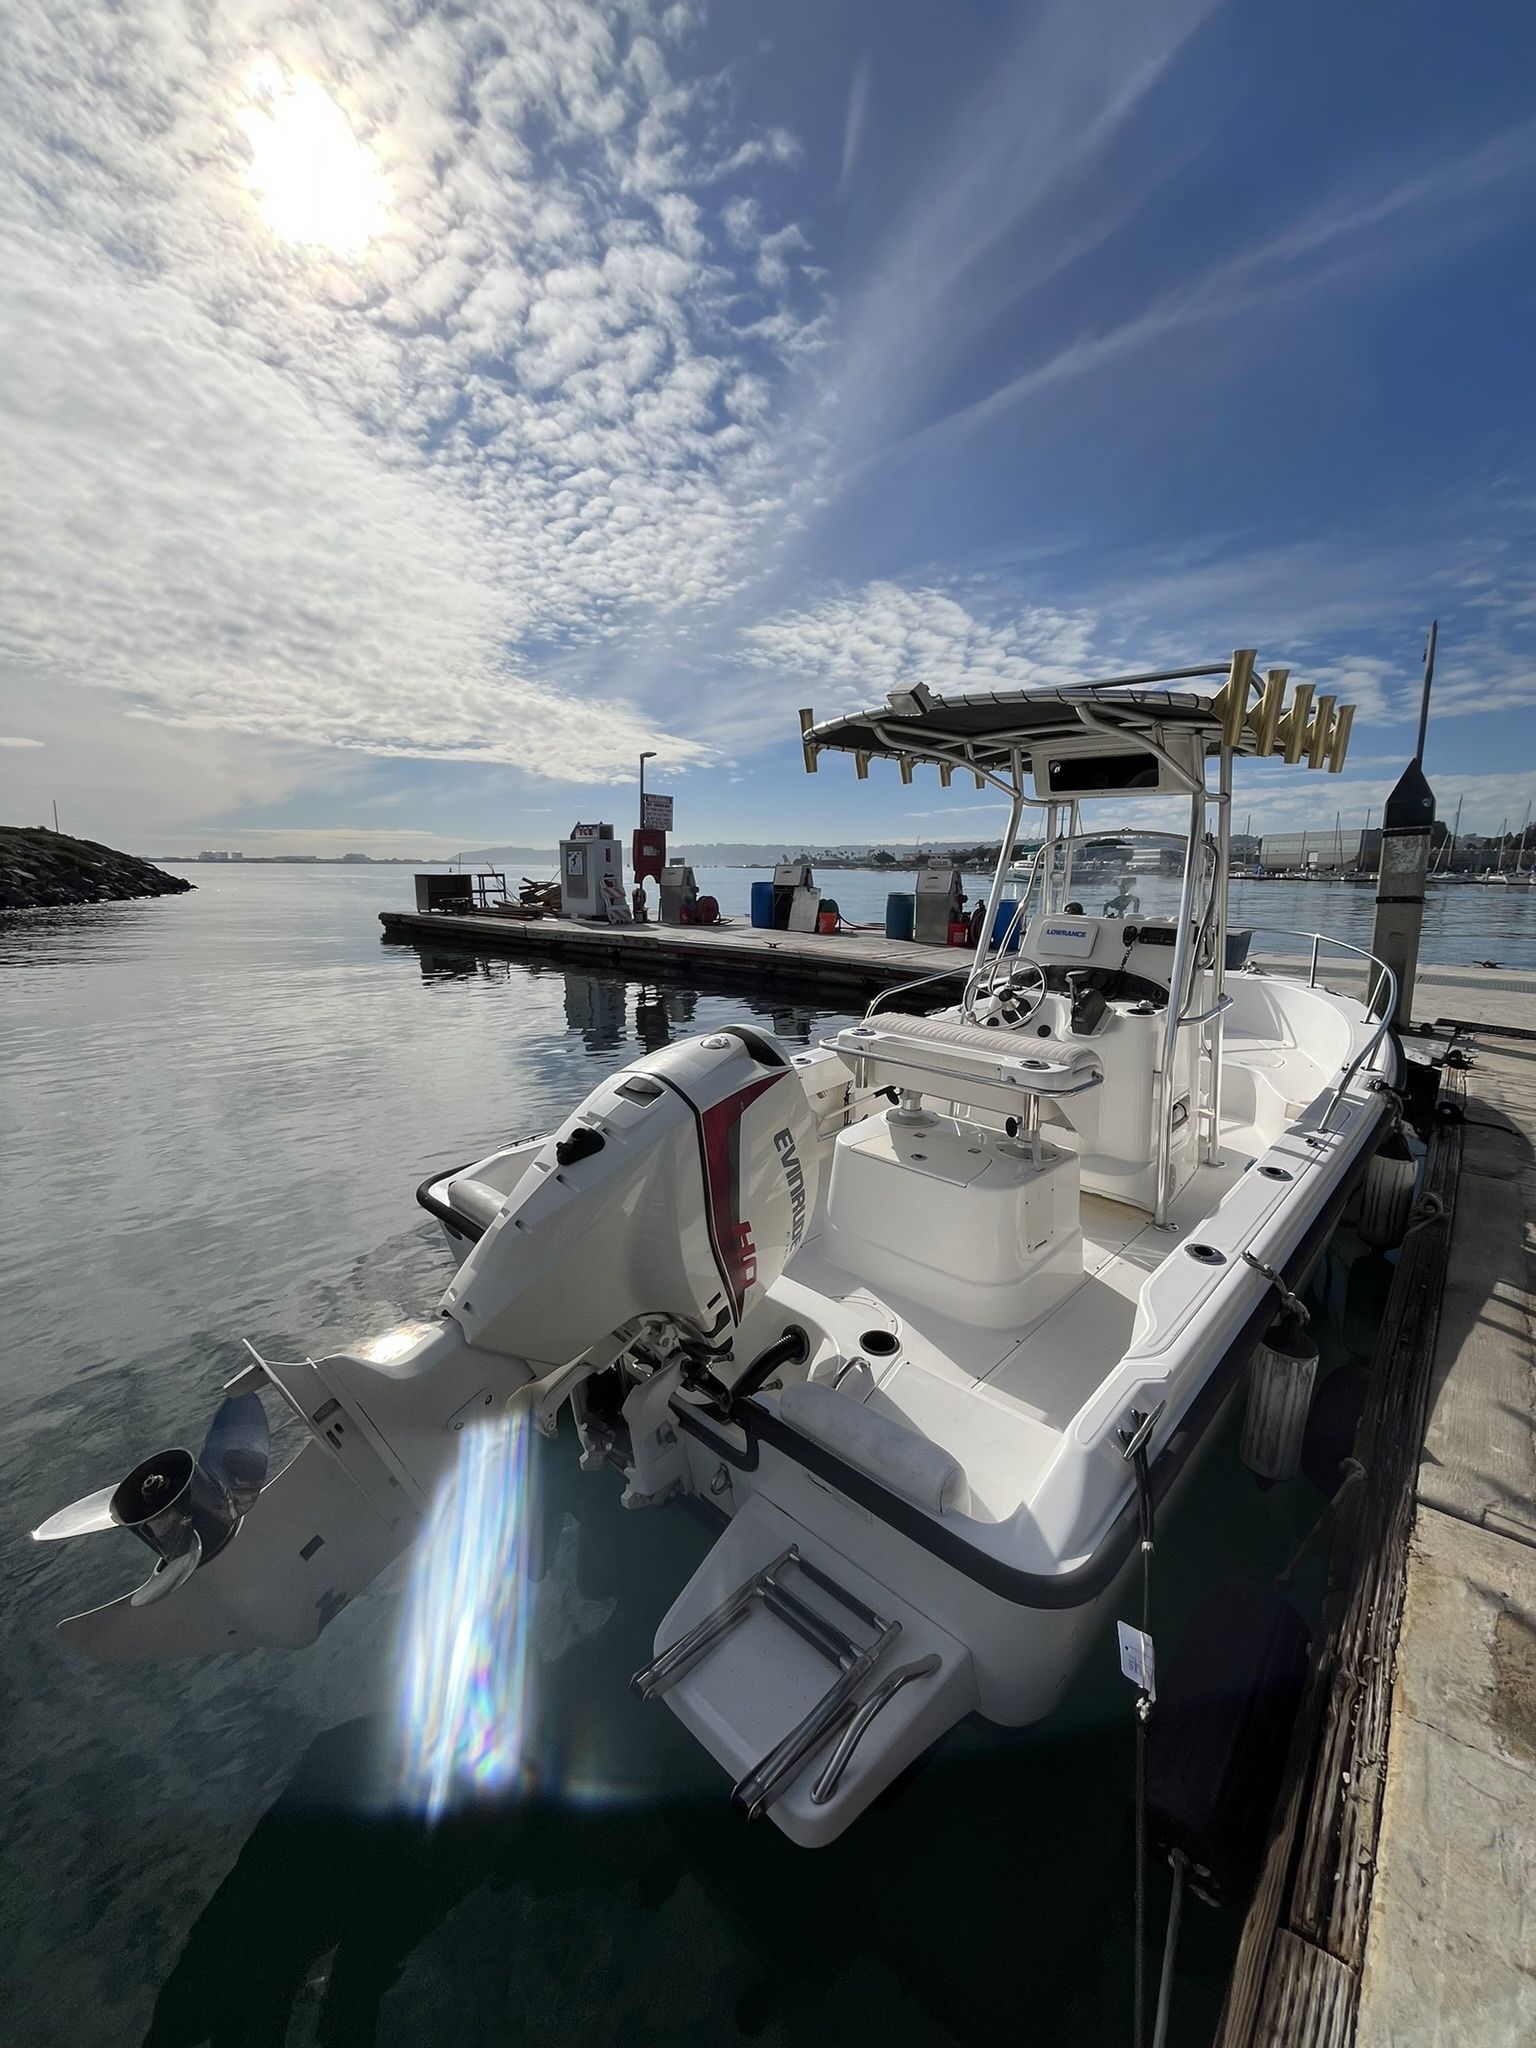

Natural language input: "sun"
[239,74,388,260]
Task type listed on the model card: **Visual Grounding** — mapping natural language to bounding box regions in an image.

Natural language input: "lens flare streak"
[395,1412,538,1819]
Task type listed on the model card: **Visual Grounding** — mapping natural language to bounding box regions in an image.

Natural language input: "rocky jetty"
[0,826,195,910]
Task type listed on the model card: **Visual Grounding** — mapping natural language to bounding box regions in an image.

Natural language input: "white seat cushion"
[778,1381,971,1517]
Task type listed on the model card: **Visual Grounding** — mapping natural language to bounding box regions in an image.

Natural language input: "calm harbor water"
[0,863,1484,2046]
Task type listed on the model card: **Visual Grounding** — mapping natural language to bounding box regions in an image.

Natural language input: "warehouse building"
[1259,827,1381,872]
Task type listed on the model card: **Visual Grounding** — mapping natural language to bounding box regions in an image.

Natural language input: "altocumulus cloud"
[0,0,827,779]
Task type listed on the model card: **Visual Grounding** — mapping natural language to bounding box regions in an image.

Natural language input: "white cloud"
[756,224,810,290]
[0,735,44,748]
[1228,762,1536,843]
[742,583,1100,697]
[838,57,870,198]
[0,0,827,784]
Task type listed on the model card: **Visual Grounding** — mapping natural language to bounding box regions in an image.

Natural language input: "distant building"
[196,849,231,861]
[341,852,372,862]
[1260,828,1381,872]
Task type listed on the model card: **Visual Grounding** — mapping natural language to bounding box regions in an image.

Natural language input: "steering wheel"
[1004,959,1048,1025]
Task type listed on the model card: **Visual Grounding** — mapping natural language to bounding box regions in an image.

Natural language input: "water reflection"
[413,947,514,984]
[409,945,842,1065]
[562,973,628,1054]
[633,985,698,1057]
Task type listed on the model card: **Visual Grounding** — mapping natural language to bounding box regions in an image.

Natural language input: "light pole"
[636,751,658,921]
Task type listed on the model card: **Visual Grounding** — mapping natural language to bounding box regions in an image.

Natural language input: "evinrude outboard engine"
[34,1026,819,1663]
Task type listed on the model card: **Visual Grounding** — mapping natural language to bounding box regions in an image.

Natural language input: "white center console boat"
[35,657,1401,1846]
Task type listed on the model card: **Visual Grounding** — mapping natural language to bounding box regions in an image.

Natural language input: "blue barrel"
[750,880,775,929]
[992,897,1022,952]
[884,892,915,941]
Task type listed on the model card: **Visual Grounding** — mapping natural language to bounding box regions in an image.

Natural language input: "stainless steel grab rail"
[863,962,970,1022]
[810,1654,942,1806]
[631,1547,797,1701]
[1177,993,1235,1029]
[1243,924,1394,1003]
[634,1545,912,1822]
[1238,926,1398,1134]
[832,1038,1106,1101]
[733,1618,903,1821]
[969,841,1049,1013]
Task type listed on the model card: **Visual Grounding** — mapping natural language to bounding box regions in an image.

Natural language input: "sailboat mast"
[1442,793,1462,876]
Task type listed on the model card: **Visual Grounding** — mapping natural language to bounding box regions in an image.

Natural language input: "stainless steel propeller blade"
[199,1392,269,1514]
[131,1531,202,1607]
[31,1486,118,1542]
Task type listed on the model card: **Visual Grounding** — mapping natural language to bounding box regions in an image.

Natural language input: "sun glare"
[239,74,387,260]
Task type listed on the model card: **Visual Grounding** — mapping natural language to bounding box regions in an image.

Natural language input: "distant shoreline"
[151,855,442,865]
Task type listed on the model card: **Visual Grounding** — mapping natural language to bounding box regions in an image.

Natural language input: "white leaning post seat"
[778,1382,972,1517]
[831,1016,1102,1119]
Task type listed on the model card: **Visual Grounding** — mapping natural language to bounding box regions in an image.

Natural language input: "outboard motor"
[35,1025,820,1662]
[443,1024,819,1367]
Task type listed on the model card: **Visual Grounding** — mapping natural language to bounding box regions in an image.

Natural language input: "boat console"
[824,1114,1083,1331]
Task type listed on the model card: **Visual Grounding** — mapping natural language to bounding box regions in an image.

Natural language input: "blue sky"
[1,0,1533,855]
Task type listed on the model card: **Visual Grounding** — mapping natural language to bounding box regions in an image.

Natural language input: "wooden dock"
[1217,1027,1536,2046]
[379,905,1536,1029]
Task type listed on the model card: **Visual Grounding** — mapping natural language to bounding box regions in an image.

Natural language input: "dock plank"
[1255,1933,1358,2048]
[1415,1056,1536,1542]
[1355,1038,1536,2048]
[1225,1035,1536,2046]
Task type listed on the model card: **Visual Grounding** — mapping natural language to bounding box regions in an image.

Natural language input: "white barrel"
[1240,1315,1320,1482]
[1358,1128,1416,1250]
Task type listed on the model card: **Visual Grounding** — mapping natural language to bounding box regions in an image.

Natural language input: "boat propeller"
[31,1393,270,1607]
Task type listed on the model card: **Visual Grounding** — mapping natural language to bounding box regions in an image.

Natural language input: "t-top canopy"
[798,654,1356,791]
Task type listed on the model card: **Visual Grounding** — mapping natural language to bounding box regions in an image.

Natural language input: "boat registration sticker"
[1116,1621,1157,1701]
